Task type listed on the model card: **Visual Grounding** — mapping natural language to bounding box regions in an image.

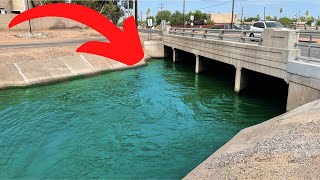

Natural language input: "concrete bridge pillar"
[195,54,204,74]
[234,67,247,93]
[173,48,180,63]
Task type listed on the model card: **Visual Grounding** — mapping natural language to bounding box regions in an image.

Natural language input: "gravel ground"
[0,29,103,45]
[184,100,320,180]
[0,46,79,64]
[0,29,159,64]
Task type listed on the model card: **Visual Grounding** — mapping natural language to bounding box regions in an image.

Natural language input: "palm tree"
[280,8,283,19]
[305,10,310,21]
[146,8,150,17]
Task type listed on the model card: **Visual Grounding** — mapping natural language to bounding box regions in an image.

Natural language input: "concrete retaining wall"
[287,61,320,110]
[0,53,149,89]
[0,14,86,30]
[143,41,164,58]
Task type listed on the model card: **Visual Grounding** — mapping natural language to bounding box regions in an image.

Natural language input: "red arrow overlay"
[9,3,144,66]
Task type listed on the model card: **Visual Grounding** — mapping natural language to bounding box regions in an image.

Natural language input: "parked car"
[249,21,288,38]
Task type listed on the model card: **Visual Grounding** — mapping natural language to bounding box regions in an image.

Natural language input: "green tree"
[41,0,123,25]
[170,11,184,25]
[244,17,259,22]
[187,10,208,25]
[316,19,320,26]
[101,2,124,24]
[300,16,306,22]
[306,16,315,26]
[146,8,150,16]
[266,16,277,21]
[278,17,292,27]
[305,10,310,18]
[121,0,133,10]
[155,10,171,25]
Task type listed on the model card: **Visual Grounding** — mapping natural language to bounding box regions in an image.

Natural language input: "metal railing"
[168,27,320,62]
[296,31,320,60]
[169,27,263,44]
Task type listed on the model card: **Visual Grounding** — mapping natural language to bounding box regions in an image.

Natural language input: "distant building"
[208,13,239,25]
[0,0,40,14]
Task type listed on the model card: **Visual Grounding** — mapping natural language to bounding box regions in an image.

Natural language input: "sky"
[138,0,320,19]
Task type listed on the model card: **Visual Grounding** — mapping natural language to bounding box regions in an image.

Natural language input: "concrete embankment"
[0,52,150,89]
[0,40,165,89]
[184,99,320,179]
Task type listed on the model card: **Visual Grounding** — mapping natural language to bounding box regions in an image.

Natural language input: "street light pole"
[241,6,243,26]
[26,0,32,34]
[183,0,185,28]
[135,0,138,27]
[264,7,266,21]
[231,0,235,29]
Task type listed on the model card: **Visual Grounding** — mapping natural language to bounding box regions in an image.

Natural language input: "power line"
[159,3,164,29]
[186,0,232,12]
[159,3,164,21]
[231,0,235,29]
[140,11,143,23]
[183,0,186,28]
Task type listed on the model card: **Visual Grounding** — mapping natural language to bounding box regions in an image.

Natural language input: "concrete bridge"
[147,28,320,111]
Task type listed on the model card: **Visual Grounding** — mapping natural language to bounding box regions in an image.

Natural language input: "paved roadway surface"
[0,32,318,59]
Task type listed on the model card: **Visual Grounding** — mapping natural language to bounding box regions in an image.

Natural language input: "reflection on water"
[0,59,286,179]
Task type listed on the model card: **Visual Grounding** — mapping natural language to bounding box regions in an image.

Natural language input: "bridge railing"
[296,31,320,61]
[168,27,320,62]
[169,27,263,44]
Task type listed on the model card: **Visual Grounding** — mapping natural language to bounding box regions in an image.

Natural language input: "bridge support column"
[195,55,204,74]
[173,48,180,63]
[234,67,247,93]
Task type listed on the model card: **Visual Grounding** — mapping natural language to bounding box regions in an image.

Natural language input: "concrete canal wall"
[0,52,150,89]
[0,39,165,89]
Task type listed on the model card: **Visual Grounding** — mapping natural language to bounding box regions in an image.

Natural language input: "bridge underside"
[162,33,313,111]
[146,29,320,111]
[166,46,289,107]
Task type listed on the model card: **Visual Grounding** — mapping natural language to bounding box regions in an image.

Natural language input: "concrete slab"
[61,55,94,75]
[16,58,72,84]
[0,63,25,87]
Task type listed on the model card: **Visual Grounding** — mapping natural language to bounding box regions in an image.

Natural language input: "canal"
[0,59,287,179]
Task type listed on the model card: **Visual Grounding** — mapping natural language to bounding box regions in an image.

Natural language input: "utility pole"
[264,7,266,21]
[241,6,243,26]
[127,0,129,17]
[183,0,185,28]
[26,0,32,34]
[159,3,164,21]
[298,10,301,30]
[135,0,138,27]
[159,3,164,29]
[231,0,235,29]
[140,11,143,24]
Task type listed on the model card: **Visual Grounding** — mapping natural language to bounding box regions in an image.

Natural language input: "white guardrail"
[169,27,320,61]
[169,27,263,43]
[296,31,320,59]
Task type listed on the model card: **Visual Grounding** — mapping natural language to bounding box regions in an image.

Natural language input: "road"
[0,38,107,49]
[0,33,318,59]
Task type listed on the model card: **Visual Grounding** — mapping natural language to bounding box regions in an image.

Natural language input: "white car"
[249,21,287,38]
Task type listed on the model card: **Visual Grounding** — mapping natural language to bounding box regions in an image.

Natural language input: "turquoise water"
[0,59,286,179]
